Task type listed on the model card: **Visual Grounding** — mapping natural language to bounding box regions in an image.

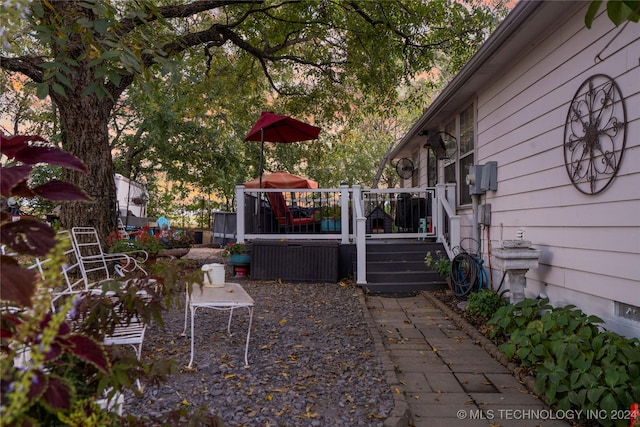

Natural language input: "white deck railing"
[232,183,460,282]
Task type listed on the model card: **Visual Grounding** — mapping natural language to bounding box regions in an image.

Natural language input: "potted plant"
[316,205,341,232]
[222,242,251,266]
[156,228,194,258]
[222,242,251,277]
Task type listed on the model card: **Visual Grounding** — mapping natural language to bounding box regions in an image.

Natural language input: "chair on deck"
[71,227,148,279]
[265,192,316,232]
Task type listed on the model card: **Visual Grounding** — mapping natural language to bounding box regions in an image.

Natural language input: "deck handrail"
[233,183,461,263]
[352,185,367,285]
[436,183,460,259]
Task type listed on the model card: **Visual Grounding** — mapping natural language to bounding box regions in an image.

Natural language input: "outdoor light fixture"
[419,130,456,160]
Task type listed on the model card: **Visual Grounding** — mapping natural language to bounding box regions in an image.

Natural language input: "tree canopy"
[1,0,505,241]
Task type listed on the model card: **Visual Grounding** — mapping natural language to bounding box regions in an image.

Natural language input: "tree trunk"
[58,96,117,247]
[38,1,122,247]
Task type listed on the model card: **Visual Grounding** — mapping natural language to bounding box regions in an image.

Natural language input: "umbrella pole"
[259,128,264,188]
[258,129,264,231]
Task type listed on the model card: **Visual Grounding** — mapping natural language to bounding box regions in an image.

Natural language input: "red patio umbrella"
[244,171,318,189]
[244,111,321,188]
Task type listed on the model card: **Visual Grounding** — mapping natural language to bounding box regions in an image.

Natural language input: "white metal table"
[182,282,255,368]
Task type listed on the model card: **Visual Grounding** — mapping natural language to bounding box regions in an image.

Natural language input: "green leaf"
[556,396,571,411]
[101,50,121,60]
[55,72,72,89]
[620,344,640,363]
[586,314,604,325]
[107,70,122,86]
[581,372,598,388]
[567,390,581,405]
[532,343,545,357]
[586,386,605,403]
[52,82,66,96]
[600,392,618,417]
[81,82,97,97]
[76,17,93,28]
[626,0,640,22]
[36,82,49,99]
[517,347,531,362]
[603,368,620,389]
[554,342,569,369]
[545,382,557,402]
[500,342,516,358]
[534,373,547,394]
[572,356,591,371]
[94,18,110,34]
[607,0,632,24]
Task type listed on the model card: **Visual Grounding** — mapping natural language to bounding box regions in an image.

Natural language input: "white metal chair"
[29,232,150,389]
[27,231,98,307]
[71,227,148,279]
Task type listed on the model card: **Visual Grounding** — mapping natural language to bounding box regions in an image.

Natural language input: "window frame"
[440,101,476,207]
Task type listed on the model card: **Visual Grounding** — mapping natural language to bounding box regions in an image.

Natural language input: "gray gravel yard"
[125,250,394,426]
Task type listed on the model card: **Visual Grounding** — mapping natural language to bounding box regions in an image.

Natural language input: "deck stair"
[357,240,448,294]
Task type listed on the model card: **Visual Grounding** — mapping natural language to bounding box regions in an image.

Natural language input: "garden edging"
[357,291,411,427]
[422,292,539,397]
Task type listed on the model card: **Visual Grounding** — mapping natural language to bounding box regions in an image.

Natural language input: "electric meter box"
[480,161,498,191]
[467,164,484,195]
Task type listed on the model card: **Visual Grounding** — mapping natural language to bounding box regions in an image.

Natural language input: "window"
[458,104,475,205]
[412,152,419,187]
[426,149,437,187]
[441,103,475,206]
[443,120,456,184]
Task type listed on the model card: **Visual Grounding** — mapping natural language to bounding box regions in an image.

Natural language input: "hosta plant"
[489,298,640,427]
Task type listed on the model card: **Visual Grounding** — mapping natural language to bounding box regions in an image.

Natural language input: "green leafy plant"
[465,289,507,320]
[488,297,552,341]
[424,250,450,279]
[488,298,640,427]
[585,0,640,28]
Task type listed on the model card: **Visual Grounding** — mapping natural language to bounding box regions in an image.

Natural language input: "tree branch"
[116,0,260,36]
[0,56,45,83]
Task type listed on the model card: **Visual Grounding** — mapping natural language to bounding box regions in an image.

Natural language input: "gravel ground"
[125,248,394,426]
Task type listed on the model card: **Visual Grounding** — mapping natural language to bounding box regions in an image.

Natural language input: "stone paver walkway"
[364,292,571,427]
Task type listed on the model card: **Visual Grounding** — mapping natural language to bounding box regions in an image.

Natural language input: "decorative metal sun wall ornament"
[563,74,626,195]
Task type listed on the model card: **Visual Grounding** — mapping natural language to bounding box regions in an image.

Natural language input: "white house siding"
[472,4,639,337]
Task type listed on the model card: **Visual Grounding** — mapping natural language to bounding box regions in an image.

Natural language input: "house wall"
[472,4,639,337]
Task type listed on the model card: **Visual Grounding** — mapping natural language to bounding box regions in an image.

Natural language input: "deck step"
[355,240,448,294]
[361,281,446,294]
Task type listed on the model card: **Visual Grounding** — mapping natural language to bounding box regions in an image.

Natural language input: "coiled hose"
[449,252,488,299]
